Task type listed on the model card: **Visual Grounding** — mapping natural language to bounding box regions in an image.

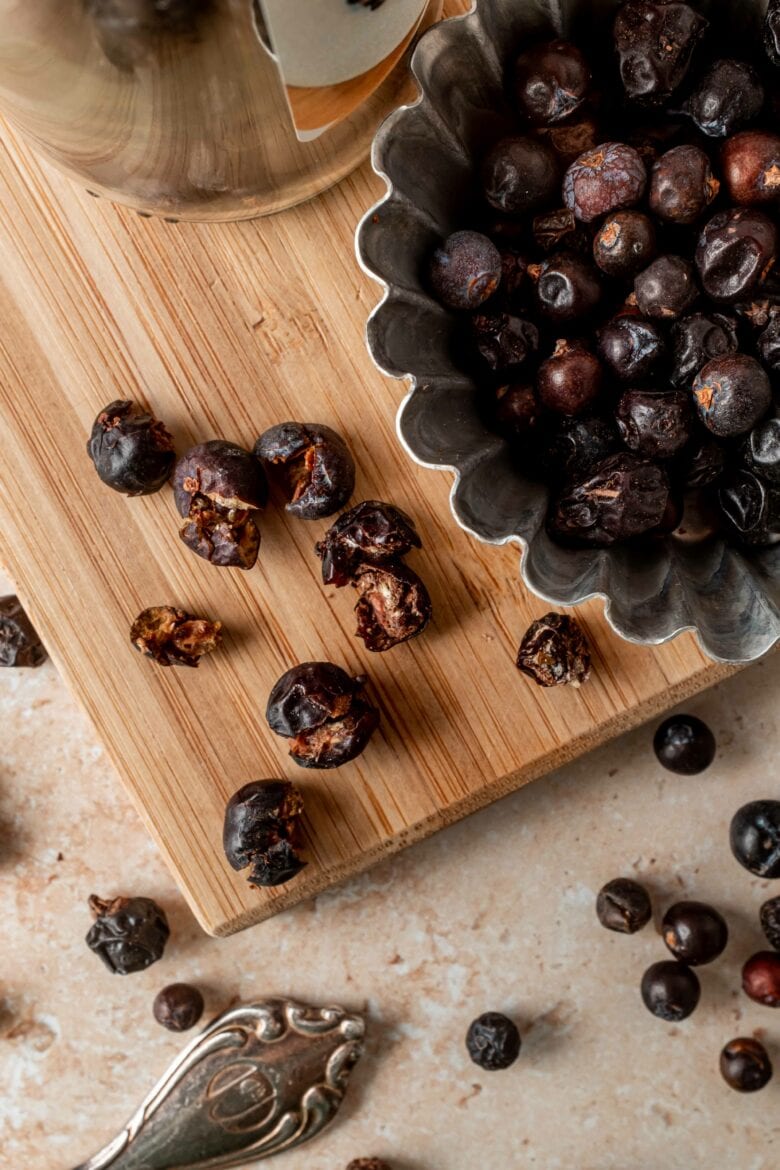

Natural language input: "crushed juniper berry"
[616,389,693,459]
[0,597,47,668]
[87,399,175,495]
[719,470,780,546]
[722,130,780,206]
[757,313,780,369]
[153,984,205,1032]
[596,877,652,934]
[516,611,590,687]
[760,896,780,951]
[613,0,708,105]
[174,440,267,569]
[315,501,422,587]
[730,800,780,878]
[493,383,542,441]
[537,340,602,416]
[352,562,432,652]
[563,142,647,223]
[648,145,719,225]
[482,136,560,215]
[597,315,666,382]
[743,419,780,483]
[695,209,778,303]
[720,1038,773,1092]
[471,311,540,370]
[86,895,169,975]
[130,605,222,668]
[223,779,306,886]
[465,1012,521,1071]
[692,354,772,438]
[254,422,355,520]
[641,960,701,1021]
[544,416,620,481]
[686,59,764,138]
[670,312,738,388]
[592,210,656,277]
[662,901,728,965]
[548,453,671,547]
[514,39,590,126]
[266,662,380,769]
[634,254,698,319]
[531,252,601,322]
[742,952,780,1007]
[653,713,716,774]
[428,230,502,311]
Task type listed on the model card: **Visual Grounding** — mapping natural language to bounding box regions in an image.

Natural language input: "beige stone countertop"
[1,563,779,1170]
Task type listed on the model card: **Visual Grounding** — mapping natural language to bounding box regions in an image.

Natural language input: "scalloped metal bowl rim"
[354,5,779,667]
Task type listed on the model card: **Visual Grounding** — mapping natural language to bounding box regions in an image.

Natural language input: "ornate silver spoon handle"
[71,998,365,1170]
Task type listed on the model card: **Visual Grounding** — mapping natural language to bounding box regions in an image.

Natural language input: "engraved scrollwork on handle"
[71,998,365,1170]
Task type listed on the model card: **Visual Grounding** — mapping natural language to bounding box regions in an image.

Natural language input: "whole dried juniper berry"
[0,596,47,668]
[86,894,169,975]
[596,878,652,934]
[266,662,380,769]
[254,422,355,520]
[613,0,708,105]
[223,780,306,887]
[87,399,175,495]
[695,209,778,303]
[760,896,780,951]
[174,440,267,569]
[686,59,765,138]
[516,612,591,687]
[514,39,591,126]
[482,136,560,215]
[315,501,422,587]
[153,983,204,1032]
[352,563,432,652]
[428,230,502,312]
[563,142,647,223]
[465,1012,521,1071]
[130,605,222,668]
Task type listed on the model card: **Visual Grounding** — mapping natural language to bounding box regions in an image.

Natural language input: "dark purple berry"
[653,714,716,774]
[695,209,777,303]
[670,313,738,389]
[493,383,542,441]
[742,418,780,484]
[634,255,698,319]
[730,800,780,878]
[615,389,693,459]
[545,416,621,481]
[428,230,502,311]
[516,612,591,687]
[315,500,421,587]
[641,960,701,1021]
[722,130,780,206]
[531,252,601,323]
[662,901,728,965]
[597,315,666,382]
[718,469,780,546]
[537,340,603,416]
[765,0,780,68]
[686,59,764,138]
[742,952,780,1007]
[692,354,772,438]
[514,39,591,126]
[614,0,708,106]
[87,399,175,496]
[563,141,647,223]
[223,780,306,886]
[482,136,560,215]
[720,1038,773,1092]
[465,1012,521,1071]
[760,896,780,951]
[173,440,267,570]
[266,662,380,769]
[472,312,539,370]
[86,895,169,975]
[548,453,671,547]
[596,877,652,934]
[592,211,656,277]
[153,984,205,1032]
[649,145,719,225]
[255,422,355,520]
[498,250,529,302]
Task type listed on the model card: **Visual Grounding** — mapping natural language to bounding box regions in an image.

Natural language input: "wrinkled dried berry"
[353,563,432,652]
[649,146,719,225]
[540,115,602,166]
[130,605,222,668]
[597,315,666,382]
[720,1038,773,1092]
[549,453,671,547]
[223,779,306,886]
[532,208,587,253]
[544,416,621,481]
[692,354,771,438]
[465,1012,521,1071]
[634,255,697,319]
[596,877,652,934]
[614,0,707,105]
[482,136,560,215]
[537,340,603,416]
[516,611,591,687]
[531,252,601,323]
[472,312,539,370]
[641,960,700,1021]
[653,713,716,774]
[592,211,656,277]
[87,399,175,496]
[174,440,267,569]
[514,39,590,126]
[719,470,780,545]
[563,142,647,223]
[616,389,693,459]
[266,662,380,769]
[743,418,780,484]
[722,130,780,206]
[766,0,780,67]
[758,313,780,370]
[255,422,355,520]
[686,59,764,138]
[682,437,726,488]
[670,312,738,388]
[662,901,728,965]
[760,896,780,951]
[428,230,502,311]
[153,984,204,1032]
[695,209,777,303]
[315,501,422,587]
[743,952,780,1007]
[86,894,169,975]
[0,596,47,668]
[730,800,780,877]
[493,383,542,441]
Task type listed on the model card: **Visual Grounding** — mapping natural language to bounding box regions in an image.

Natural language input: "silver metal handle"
[71,998,365,1170]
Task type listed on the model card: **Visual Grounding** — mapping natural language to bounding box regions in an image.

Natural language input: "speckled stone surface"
[1,566,778,1170]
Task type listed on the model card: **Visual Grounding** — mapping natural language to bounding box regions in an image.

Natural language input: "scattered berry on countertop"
[254,422,355,520]
[641,960,701,1022]
[760,896,780,951]
[465,1012,521,1071]
[516,612,591,687]
[223,780,306,887]
[86,895,169,975]
[730,800,780,878]
[153,983,205,1032]
[720,1037,773,1092]
[266,662,380,769]
[596,878,652,934]
[653,715,716,775]
[173,440,267,570]
[662,901,728,966]
[742,952,780,1007]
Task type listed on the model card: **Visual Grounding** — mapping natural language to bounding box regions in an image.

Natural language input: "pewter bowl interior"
[357,0,780,664]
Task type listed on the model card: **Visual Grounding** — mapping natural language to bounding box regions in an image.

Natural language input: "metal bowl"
[356,0,780,664]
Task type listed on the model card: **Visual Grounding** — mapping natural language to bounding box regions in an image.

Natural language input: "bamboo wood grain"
[0,116,735,936]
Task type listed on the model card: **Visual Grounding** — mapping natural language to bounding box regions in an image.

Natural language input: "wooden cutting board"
[0,114,735,936]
